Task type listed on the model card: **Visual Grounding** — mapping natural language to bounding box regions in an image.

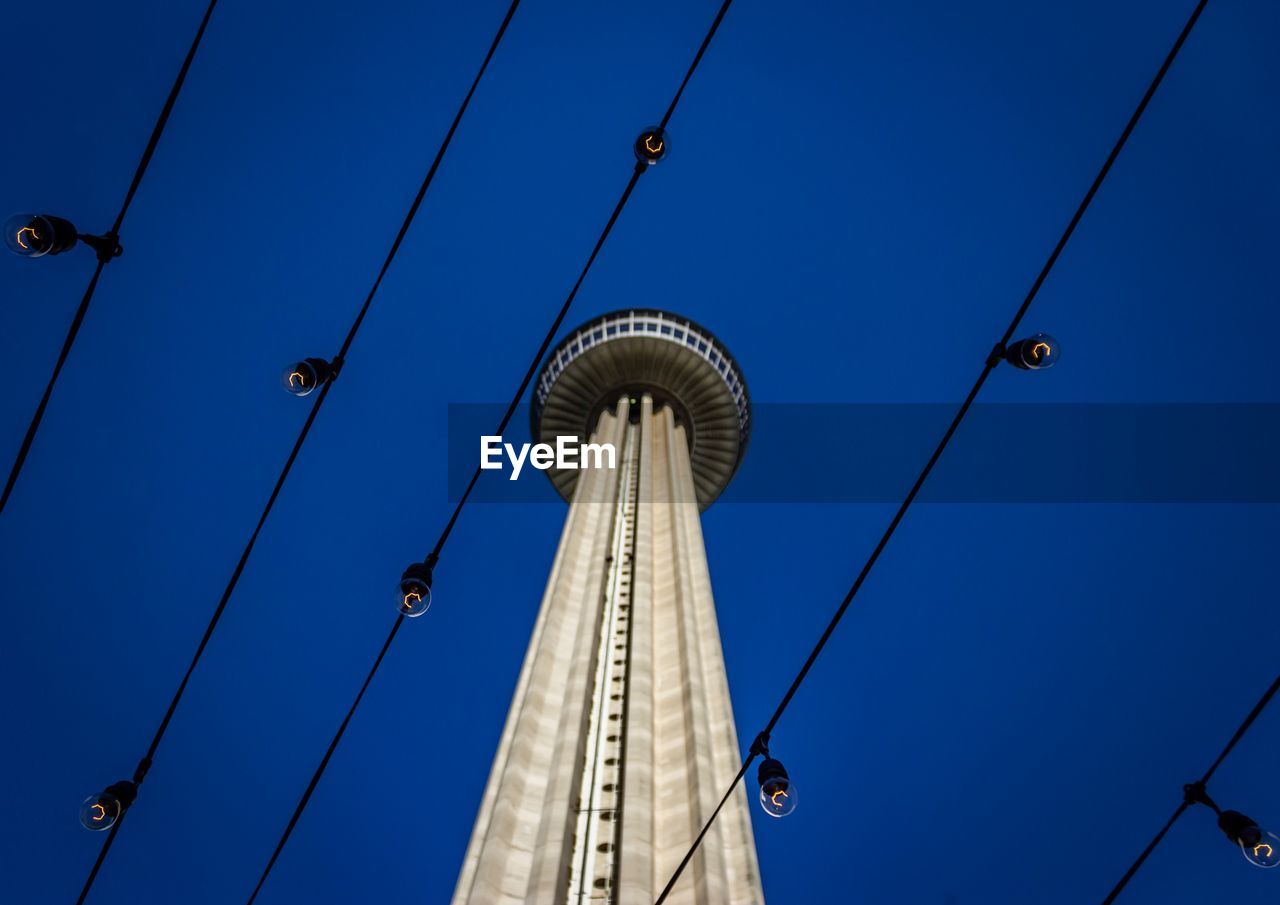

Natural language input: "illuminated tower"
[452,310,762,904]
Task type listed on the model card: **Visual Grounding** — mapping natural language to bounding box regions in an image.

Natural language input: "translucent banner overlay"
[447,404,1280,504]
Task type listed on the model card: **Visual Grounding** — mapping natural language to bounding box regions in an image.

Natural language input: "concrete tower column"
[452,311,761,905]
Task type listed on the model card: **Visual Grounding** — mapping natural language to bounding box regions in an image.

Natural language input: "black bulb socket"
[304,358,336,384]
[1003,339,1034,370]
[400,560,435,590]
[757,757,789,787]
[1219,810,1263,847]
[103,780,139,811]
[34,214,81,256]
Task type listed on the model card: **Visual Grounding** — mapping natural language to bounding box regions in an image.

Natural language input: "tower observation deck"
[452,310,762,905]
[531,309,751,509]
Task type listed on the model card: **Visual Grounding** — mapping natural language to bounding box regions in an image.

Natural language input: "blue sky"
[2,1,1278,902]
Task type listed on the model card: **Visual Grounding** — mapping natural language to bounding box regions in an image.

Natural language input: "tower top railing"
[532,308,751,450]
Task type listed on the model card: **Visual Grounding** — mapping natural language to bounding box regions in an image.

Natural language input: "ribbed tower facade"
[452,310,762,905]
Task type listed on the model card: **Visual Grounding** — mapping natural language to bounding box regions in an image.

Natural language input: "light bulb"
[281,358,331,397]
[4,213,61,257]
[1216,809,1280,869]
[634,127,667,165]
[1005,332,1060,370]
[398,579,431,616]
[760,775,797,818]
[1019,333,1059,369]
[397,561,434,617]
[79,792,121,831]
[757,758,798,818]
[1239,827,1280,869]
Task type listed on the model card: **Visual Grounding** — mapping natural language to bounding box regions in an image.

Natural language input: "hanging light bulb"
[1003,333,1060,370]
[1219,810,1280,869]
[397,560,434,617]
[2,213,119,260]
[281,358,334,397]
[1239,829,1280,869]
[634,127,668,165]
[1186,785,1280,871]
[4,213,78,258]
[79,793,121,831]
[757,757,798,818]
[79,781,137,831]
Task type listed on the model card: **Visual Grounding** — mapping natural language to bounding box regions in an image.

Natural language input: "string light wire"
[244,1,738,900]
[1100,672,1280,904]
[653,1,1211,901]
[0,0,219,517]
[73,2,523,901]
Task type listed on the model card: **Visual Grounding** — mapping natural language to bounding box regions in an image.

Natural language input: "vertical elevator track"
[569,415,640,903]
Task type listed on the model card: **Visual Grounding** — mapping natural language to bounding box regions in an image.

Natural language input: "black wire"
[430,0,737,560]
[245,617,406,904]
[1,0,219,518]
[244,2,740,899]
[72,2,522,902]
[658,0,734,132]
[1,260,105,517]
[74,811,127,905]
[428,164,643,561]
[652,2,1211,900]
[1099,802,1190,905]
[1200,672,1280,785]
[74,387,329,905]
[1100,672,1280,904]
[654,756,755,904]
[331,0,523,367]
[245,109,645,905]
[110,0,220,236]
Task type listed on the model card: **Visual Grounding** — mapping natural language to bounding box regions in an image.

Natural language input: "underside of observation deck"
[531,309,751,510]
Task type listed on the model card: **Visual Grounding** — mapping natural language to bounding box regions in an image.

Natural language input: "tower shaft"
[452,396,762,905]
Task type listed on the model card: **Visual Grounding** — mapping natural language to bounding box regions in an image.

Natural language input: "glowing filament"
[90,803,106,821]
[1255,843,1274,859]
[288,371,307,387]
[770,788,788,807]
[15,226,38,249]
[404,591,422,606]
[1031,341,1051,360]
[644,135,664,155]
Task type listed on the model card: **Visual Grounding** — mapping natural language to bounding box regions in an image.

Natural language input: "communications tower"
[452,309,762,904]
